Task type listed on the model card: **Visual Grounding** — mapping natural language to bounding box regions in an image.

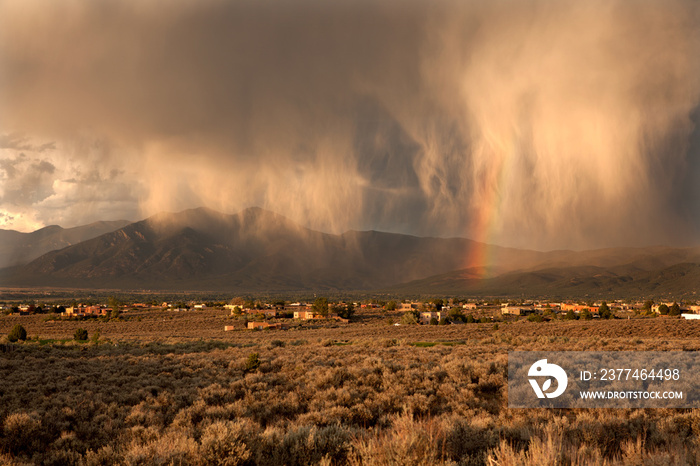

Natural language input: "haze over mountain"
[0,207,495,291]
[1,207,699,295]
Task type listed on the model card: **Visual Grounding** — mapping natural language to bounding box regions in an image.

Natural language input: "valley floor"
[2,310,700,464]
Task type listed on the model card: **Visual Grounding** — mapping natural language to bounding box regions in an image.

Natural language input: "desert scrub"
[2,319,700,463]
[74,328,88,341]
[2,412,43,456]
[198,420,253,464]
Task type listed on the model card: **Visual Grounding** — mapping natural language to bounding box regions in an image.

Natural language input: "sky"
[0,0,699,251]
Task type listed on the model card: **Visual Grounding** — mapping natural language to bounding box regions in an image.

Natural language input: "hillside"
[0,220,132,268]
[388,262,700,298]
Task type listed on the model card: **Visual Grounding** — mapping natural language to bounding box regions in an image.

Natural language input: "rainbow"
[464,131,520,278]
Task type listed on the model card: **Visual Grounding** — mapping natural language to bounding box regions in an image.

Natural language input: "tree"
[245,353,260,372]
[448,307,465,323]
[8,325,27,342]
[658,304,669,315]
[74,328,88,341]
[401,311,418,325]
[580,310,593,320]
[110,308,121,319]
[337,302,355,320]
[599,302,612,319]
[312,297,329,317]
[429,317,438,325]
[670,302,681,316]
[432,299,444,311]
[108,296,122,310]
[563,310,578,320]
[643,300,654,312]
[386,301,398,311]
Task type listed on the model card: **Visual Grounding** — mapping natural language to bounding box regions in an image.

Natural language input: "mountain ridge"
[1,207,488,291]
[0,219,132,268]
[1,207,698,295]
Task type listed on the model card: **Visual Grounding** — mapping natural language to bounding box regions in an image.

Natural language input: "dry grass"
[2,310,700,464]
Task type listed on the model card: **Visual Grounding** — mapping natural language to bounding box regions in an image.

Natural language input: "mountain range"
[1,207,698,297]
[0,220,132,268]
[389,262,700,298]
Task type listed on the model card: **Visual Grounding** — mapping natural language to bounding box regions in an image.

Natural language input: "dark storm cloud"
[0,134,55,152]
[678,106,700,230]
[0,1,425,145]
[0,0,699,248]
[0,154,56,206]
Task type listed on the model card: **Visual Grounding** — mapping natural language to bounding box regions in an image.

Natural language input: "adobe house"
[420,311,451,324]
[247,322,288,330]
[294,310,316,320]
[501,306,536,316]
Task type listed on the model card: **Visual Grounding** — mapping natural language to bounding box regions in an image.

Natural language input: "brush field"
[2,309,700,465]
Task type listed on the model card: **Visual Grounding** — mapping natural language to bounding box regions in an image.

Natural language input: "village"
[3,297,700,331]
